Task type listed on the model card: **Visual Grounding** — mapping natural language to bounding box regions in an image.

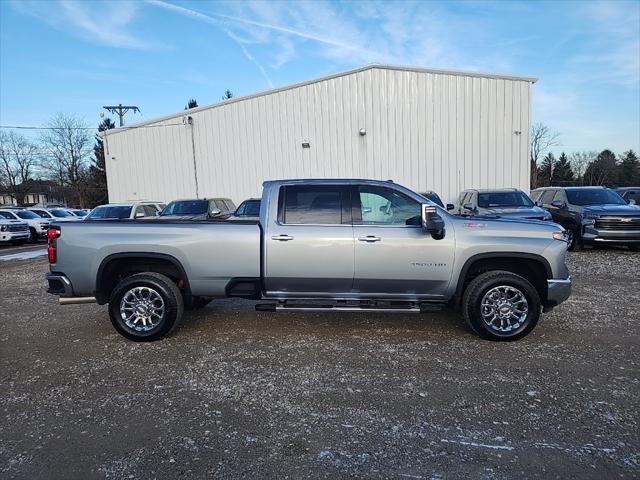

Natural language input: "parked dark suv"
[531,186,640,251]
[457,188,552,221]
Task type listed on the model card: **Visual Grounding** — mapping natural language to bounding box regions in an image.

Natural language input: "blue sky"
[1,0,638,156]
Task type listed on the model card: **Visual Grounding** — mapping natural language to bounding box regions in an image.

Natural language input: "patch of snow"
[0,249,46,261]
[441,439,514,451]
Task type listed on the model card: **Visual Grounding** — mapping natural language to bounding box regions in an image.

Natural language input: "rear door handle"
[358,235,381,243]
[271,234,294,241]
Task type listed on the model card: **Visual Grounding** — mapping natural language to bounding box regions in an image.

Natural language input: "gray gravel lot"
[1,250,639,479]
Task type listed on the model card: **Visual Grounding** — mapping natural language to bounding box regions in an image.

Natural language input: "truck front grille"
[596,216,640,231]
[8,224,28,232]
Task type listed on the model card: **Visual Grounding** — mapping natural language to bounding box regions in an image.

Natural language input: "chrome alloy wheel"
[480,285,529,333]
[120,286,165,332]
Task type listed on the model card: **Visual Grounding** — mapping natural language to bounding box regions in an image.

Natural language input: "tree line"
[529,123,639,189]
[0,114,112,208]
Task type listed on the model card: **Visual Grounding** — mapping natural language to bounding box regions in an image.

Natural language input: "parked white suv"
[0,208,51,242]
[84,201,165,220]
[0,218,30,244]
[27,207,77,222]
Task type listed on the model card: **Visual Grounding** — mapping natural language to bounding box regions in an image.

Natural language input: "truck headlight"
[582,213,598,225]
[552,230,569,242]
[0,225,7,232]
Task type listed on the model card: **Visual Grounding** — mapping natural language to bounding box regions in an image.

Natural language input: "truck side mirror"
[551,199,565,208]
[535,200,542,207]
[446,203,455,211]
[209,208,222,217]
[463,202,476,213]
[422,204,445,240]
[629,199,636,205]
[134,211,145,219]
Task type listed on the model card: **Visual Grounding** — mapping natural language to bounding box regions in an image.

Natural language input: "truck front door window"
[356,186,420,225]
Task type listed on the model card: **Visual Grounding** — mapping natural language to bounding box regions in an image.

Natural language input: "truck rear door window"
[281,186,346,224]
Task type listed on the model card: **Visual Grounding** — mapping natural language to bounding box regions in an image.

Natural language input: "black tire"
[108,272,184,342]
[29,227,38,243]
[184,295,212,310]
[462,270,541,341]
[566,226,581,251]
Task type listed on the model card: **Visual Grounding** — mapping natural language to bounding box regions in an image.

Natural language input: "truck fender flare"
[96,252,191,301]
[454,252,553,299]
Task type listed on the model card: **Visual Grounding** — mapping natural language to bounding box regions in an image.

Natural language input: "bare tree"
[569,151,597,185]
[40,114,93,207]
[530,123,560,189]
[0,130,39,205]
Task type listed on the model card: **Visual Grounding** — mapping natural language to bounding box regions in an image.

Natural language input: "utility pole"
[102,104,140,127]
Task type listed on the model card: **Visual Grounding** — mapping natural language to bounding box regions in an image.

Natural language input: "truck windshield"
[478,191,533,208]
[566,189,626,206]
[419,192,444,208]
[49,209,73,217]
[235,200,261,216]
[16,210,41,219]
[86,206,133,219]
[161,200,208,216]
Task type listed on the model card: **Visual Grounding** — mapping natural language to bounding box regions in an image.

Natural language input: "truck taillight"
[47,227,61,263]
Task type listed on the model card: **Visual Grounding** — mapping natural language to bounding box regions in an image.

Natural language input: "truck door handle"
[271,234,294,241]
[358,235,381,243]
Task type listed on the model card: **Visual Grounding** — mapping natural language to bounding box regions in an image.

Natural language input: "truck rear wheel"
[108,272,184,342]
[462,270,541,341]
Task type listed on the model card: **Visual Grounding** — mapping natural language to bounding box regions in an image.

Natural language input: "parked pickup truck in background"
[457,188,553,221]
[46,179,572,342]
[531,186,640,251]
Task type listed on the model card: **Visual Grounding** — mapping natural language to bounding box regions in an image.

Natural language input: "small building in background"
[103,64,536,205]
[0,180,66,207]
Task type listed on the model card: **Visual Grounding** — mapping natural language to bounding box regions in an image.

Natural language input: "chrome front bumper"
[546,277,572,309]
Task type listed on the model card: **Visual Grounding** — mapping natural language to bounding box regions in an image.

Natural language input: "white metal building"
[103,64,536,205]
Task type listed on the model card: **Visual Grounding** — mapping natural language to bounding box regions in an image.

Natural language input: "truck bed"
[50,220,262,297]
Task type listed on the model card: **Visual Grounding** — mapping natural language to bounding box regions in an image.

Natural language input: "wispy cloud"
[145,0,274,87]
[11,0,150,49]
[572,0,640,86]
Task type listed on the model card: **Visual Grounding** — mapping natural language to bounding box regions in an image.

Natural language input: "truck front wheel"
[462,270,541,341]
[108,272,184,342]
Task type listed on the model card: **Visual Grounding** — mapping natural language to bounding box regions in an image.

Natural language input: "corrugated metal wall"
[104,66,532,205]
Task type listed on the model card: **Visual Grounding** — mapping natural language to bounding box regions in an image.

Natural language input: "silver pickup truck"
[46,179,571,342]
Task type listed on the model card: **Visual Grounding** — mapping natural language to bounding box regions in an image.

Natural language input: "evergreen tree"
[222,90,233,100]
[185,99,198,110]
[583,149,617,186]
[86,118,115,207]
[538,153,555,187]
[618,150,639,186]
[552,152,575,185]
